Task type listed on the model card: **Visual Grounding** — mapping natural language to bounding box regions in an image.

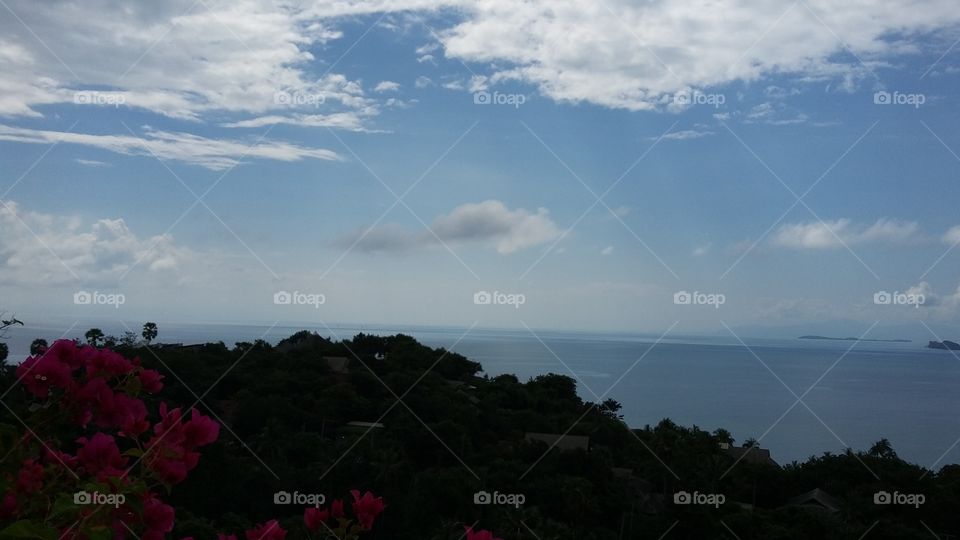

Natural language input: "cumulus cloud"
[0,124,340,170]
[0,200,186,285]
[656,129,715,141]
[942,225,960,245]
[341,200,562,254]
[2,0,958,121]
[771,218,921,249]
[374,81,401,92]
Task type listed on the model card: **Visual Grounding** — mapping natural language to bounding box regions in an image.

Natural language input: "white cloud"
[220,112,374,131]
[771,218,921,249]
[374,81,401,92]
[656,129,715,141]
[75,159,110,167]
[601,246,614,255]
[343,200,562,254]
[692,244,710,256]
[0,124,340,170]
[942,225,960,245]
[415,76,434,89]
[0,200,186,285]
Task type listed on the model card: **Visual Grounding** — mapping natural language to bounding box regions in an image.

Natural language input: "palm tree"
[142,322,158,344]
[85,328,105,347]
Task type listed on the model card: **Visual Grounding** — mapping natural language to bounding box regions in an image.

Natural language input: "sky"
[1,0,960,339]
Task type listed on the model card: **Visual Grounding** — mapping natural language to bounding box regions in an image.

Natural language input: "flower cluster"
[301,490,385,538]
[0,340,218,539]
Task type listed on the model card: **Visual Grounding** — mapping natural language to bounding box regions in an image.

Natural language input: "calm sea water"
[5,321,959,468]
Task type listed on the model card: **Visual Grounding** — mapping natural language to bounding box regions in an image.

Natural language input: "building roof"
[525,432,589,451]
[786,488,841,513]
[725,445,779,467]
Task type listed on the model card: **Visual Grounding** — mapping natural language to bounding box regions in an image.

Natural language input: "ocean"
[5,321,959,469]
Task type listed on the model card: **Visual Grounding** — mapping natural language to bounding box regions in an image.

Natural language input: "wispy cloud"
[770,218,921,249]
[0,124,341,170]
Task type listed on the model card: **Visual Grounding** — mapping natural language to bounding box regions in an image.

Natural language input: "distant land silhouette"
[798,335,911,343]
[928,340,960,350]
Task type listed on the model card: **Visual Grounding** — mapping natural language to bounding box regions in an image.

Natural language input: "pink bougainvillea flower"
[15,459,43,494]
[182,408,220,447]
[139,369,164,393]
[0,491,17,519]
[84,347,134,377]
[76,433,127,477]
[464,527,504,540]
[16,352,72,398]
[331,498,344,519]
[304,506,330,532]
[245,520,286,540]
[142,494,175,536]
[350,490,385,530]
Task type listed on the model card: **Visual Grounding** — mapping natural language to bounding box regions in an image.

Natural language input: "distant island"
[929,340,960,350]
[798,335,911,343]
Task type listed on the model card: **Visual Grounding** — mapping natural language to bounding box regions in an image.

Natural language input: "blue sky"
[1,0,960,339]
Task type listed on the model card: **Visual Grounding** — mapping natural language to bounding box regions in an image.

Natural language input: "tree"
[0,313,23,338]
[30,338,48,355]
[0,342,8,363]
[142,322,158,344]
[85,328,105,347]
[869,438,898,459]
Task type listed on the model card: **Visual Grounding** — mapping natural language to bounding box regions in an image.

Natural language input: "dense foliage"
[1,329,957,539]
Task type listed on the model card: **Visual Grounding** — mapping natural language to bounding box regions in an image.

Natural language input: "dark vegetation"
[2,327,958,539]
